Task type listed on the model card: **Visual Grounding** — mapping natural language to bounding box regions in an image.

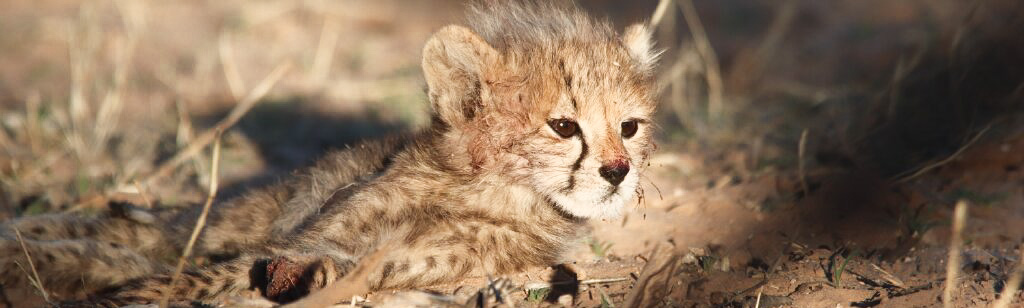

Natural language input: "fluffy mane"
[465,1,619,52]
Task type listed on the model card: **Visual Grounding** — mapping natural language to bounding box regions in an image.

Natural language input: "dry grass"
[943,200,968,308]
[870,263,906,289]
[161,130,222,308]
[753,286,763,308]
[218,33,247,101]
[797,128,808,195]
[132,180,154,209]
[891,125,992,184]
[13,228,50,303]
[992,245,1024,308]
[0,0,436,215]
[623,244,678,308]
[141,62,290,187]
[647,0,672,29]
[675,0,723,122]
[309,16,341,86]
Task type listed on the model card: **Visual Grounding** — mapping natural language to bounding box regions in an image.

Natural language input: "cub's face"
[515,50,656,219]
[422,23,658,219]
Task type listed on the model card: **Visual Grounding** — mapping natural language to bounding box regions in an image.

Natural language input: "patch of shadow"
[722,0,1024,265]
[796,0,1021,231]
[544,264,580,303]
[818,1,1024,178]
[196,97,409,197]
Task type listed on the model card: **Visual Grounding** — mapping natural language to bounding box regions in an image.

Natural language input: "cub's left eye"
[548,119,579,138]
[621,120,639,138]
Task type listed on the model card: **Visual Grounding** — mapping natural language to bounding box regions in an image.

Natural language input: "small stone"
[689,247,708,256]
[681,253,698,264]
[557,294,574,306]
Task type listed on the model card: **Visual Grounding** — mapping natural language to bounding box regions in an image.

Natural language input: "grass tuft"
[830,249,859,287]
[526,287,550,302]
[589,238,614,258]
[598,288,616,308]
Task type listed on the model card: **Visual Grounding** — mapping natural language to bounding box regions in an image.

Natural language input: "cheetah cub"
[0,1,659,306]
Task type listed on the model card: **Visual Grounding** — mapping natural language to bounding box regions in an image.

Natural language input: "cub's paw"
[264,255,337,303]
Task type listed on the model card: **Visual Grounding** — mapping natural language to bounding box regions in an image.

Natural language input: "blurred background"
[1,0,1022,307]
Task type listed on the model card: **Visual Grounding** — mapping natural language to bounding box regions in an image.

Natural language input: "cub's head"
[422,2,659,219]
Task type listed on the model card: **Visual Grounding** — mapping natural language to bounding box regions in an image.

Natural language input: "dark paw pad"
[264,256,334,303]
[265,257,306,302]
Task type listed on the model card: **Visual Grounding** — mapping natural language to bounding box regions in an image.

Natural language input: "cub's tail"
[68,254,265,307]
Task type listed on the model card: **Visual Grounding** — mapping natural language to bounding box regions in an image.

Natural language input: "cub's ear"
[422,25,498,127]
[622,23,660,75]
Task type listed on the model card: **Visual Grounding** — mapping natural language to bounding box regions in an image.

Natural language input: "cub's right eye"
[548,119,578,138]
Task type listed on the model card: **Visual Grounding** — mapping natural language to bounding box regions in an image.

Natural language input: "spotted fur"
[0,2,658,306]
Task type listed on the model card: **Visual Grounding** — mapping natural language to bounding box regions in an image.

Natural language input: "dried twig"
[726,0,796,92]
[66,20,91,158]
[173,98,210,188]
[992,246,1024,308]
[280,244,394,308]
[310,16,341,84]
[0,119,13,151]
[798,128,809,195]
[754,286,764,308]
[943,200,968,308]
[677,0,724,120]
[25,91,42,153]
[525,277,630,291]
[885,47,926,119]
[141,62,290,186]
[93,32,133,153]
[173,99,195,147]
[662,44,703,132]
[14,228,50,303]
[160,130,223,308]
[132,180,154,208]
[892,125,990,184]
[870,263,906,289]
[219,32,246,100]
[648,0,672,28]
[624,245,678,308]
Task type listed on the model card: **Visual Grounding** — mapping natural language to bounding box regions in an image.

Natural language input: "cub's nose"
[598,161,630,186]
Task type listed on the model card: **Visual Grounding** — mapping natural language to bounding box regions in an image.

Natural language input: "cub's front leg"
[273,221,569,298]
[262,244,481,300]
